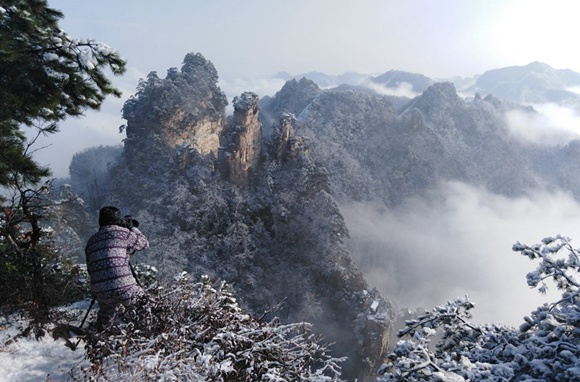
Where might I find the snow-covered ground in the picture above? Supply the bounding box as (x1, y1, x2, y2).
(0, 301, 94, 382)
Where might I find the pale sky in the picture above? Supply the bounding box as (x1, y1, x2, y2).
(36, 0, 580, 178)
(50, 0, 580, 80)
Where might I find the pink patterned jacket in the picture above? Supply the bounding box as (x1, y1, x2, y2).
(85, 225, 149, 299)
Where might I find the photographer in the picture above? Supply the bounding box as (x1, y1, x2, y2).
(85, 206, 149, 330)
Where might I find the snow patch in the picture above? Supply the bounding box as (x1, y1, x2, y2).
(0, 314, 88, 382)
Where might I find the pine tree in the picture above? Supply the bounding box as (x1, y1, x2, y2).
(0, 0, 126, 185)
(0, 0, 125, 320)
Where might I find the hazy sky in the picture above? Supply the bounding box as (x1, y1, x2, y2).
(33, 0, 580, 177)
(51, 0, 580, 80)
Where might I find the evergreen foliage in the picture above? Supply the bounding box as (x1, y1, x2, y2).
(377, 235, 579, 382)
(0, 0, 126, 185)
(0, 0, 124, 323)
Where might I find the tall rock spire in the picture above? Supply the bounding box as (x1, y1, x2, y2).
(218, 92, 262, 186)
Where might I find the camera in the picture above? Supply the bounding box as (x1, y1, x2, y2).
(118, 215, 139, 229)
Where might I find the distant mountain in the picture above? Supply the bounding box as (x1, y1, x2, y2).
(273, 71, 293, 81)
(369, 70, 434, 93)
(293, 71, 369, 88)
(280, 62, 580, 106)
(466, 61, 580, 104)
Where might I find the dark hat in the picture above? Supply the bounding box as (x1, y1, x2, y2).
(99, 206, 122, 226)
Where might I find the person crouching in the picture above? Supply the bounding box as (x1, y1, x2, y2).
(85, 206, 149, 331)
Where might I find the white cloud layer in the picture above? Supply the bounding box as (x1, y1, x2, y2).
(342, 181, 577, 326)
(505, 104, 580, 145)
(364, 81, 419, 98)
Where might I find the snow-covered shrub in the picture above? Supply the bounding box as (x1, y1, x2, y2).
(131, 263, 159, 289)
(377, 235, 579, 382)
(75, 274, 343, 381)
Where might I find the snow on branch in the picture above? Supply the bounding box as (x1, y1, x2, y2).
(377, 235, 579, 381)
(74, 274, 344, 381)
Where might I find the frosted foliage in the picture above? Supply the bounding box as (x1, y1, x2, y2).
(74, 274, 343, 381)
(0, 0, 125, 127)
(377, 235, 579, 381)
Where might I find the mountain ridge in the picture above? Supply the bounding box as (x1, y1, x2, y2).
(284, 61, 580, 106)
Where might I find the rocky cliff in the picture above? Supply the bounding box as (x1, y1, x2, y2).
(104, 53, 394, 382)
(269, 112, 295, 163)
(260, 79, 551, 205)
(121, 53, 227, 169)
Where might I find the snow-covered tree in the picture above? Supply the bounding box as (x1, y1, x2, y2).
(75, 274, 344, 381)
(0, 0, 126, 185)
(377, 235, 579, 382)
(0, 0, 124, 321)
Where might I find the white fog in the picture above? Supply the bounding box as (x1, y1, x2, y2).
(343, 181, 576, 326)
